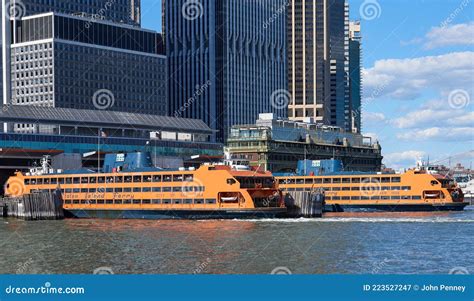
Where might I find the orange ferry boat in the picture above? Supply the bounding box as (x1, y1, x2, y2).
(4, 153, 286, 219)
(276, 160, 467, 212)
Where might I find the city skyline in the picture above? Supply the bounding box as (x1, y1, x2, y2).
(141, 0, 474, 170)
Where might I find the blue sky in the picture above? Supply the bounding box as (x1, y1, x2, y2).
(140, 0, 473, 170)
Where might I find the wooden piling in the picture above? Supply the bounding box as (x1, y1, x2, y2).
(284, 190, 324, 218)
(0, 191, 64, 220)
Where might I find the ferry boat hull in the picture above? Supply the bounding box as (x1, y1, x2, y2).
(324, 202, 469, 213)
(66, 208, 287, 220)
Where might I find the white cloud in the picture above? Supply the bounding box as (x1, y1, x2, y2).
(363, 52, 474, 100)
(384, 150, 426, 169)
(364, 132, 379, 142)
(424, 22, 474, 49)
(363, 112, 386, 123)
(396, 127, 474, 141)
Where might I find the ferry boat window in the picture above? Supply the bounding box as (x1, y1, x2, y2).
(173, 175, 183, 182)
(58, 178, 65, 184)
(98, 177, 105, 183)
(143, 176, 152, 183)
(184, 175, 193, 181)
(323, 178, 332, 184)
(341, 196, 350, 200)
(37, 178, 43, 185)
(73, 177, 80, 184)
(173, 199, 182, 204)
(402, 196, 410, 200)
(184, 199, 193, 204)
(65, 189, 72, 193)
(115, 188, 123, 193)
(325, 197, 332, 201)
(173, 187, 182, 192)
(25, 179, 31, 185)
(412, 196, 422, 200)
(392, 186, 401, 191)
(382, 186, 390, 191)
(43, 178, 50, 184)
(287, 188, 295, 192)
(333, 178, 341, 184)
(98, 187, 106, 193)
(133, 200, 141, 204)
(342, 178, 351, 184)
(381, 196, 390, 200)
(153, 175, 162, 182)
(402, 186, 411, 191)
(106, 188, 113, 193)
(114, 200, 122, 204)
(183, 186, 193, 193)
(352, 178, 361, 183)
(133, 187, 141, 192)
(89, 188, 97, 193)
(89, 177, 96, 183)
(351, 196, 361, 200)
(124, 176, 132, 183)
(296, 178, 305, 184)
(73, 200, 80, 204)
(51, 178, 57, 184)
(333, 187, 341, 191)
(381, 177, 391, 183)
(115, 176, 123, 183)
(314, 179, 322, 184)
(133, 176, 142, 183)
(391, 196, 401, 200)
(163, 199, 171, 204)
(143, 187, 151, 192)
(351, 187, 360, 191)
(205, 199, 217, 204)
(305, 179, 313, 184)
(163, 187, 172, 192)
(371, 178, 380, 183)
(370, 196, 378, 200)
(392, 177, 401, 183)
(123, 199, 132, 204)
(152, 199, 161, 204)
(142, 199, 151, 204)
(61, 189, 65, 194)
(361, 196, 370, 200)
(361, 177, 370, 183)
(81, 188, 87, 193)
(286, 178, 296, 184)
(81, 177, 89, 184)
(124, 188, 132, 192)
(342, 187, 350, 191)
(106, 177, 114, 183)
(89, 200, 97, 204)
(194, 199, 204, 204)
(163, 175, 172, 182)
(106, 200, 113, 204)
(332, 196, 341, 201)
(296, 188, 304, 191)
(64, 200, 71, 204)
(196, 186, 205, 192)
(152, 187, 161, 192)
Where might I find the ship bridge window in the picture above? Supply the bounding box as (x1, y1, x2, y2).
(89, 177, 96, 183)
(173, 175, 183, 182)
(81, 177, 89, 184)
(73, 178, 80, 184)
(124, 176, 132, 183)
(44, 178, 50, 184)
(163, 175, 172, 182)
(98, 177, 105, 183)
(153, 175, 162, 182)
(381, 177, 391, 183)
(115, 176, 123, 183)
(144, 176, 152, 183)
(66, 178, 72, 184)
(392, 177, 401, 183)
(351, 178, 361, 183)
(323, 178, 332, 184)
(133, 176, 142, 183)
(333, 178, 341, 184)
(342, 178, 351, 184)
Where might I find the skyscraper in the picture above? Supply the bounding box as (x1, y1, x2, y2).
(287, 0, 349, 130)
(349, 20, 362, 133)
(164, 0, 288, 142)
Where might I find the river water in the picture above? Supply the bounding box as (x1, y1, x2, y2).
(1, 207, 473, 275)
